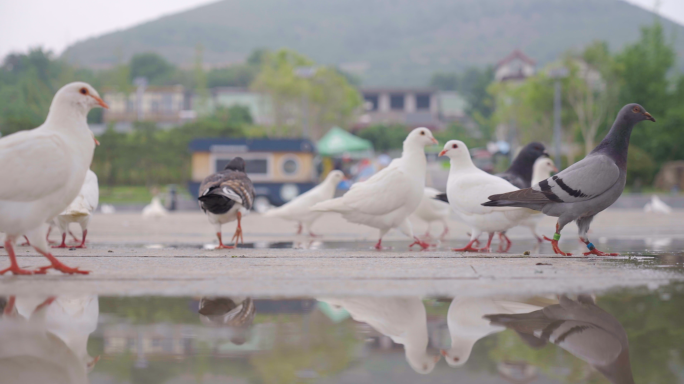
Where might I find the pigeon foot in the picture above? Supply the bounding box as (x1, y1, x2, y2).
(409, 237, 431, 251)
(543, 236, 573, 256)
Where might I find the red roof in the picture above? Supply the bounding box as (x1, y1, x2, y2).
(496, 49, 536, 68)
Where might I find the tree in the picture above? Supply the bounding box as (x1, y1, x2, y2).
(251, 49, 362, 139)
(355, 124, 408, 151)
(129, 53, 174, 85)
(563, 41, 619, 155)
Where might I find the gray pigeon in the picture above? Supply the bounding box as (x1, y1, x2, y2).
(485, 295, 634, 384)
(483, 104, 655, 256)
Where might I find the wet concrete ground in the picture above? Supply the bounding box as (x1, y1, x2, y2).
(1, 210, 682, 297)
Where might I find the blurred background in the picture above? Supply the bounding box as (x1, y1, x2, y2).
(1, 0, 683, 210)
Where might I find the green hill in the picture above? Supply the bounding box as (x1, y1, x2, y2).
(62, 0, 684, 86)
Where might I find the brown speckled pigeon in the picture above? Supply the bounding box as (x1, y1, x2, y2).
(483, 104, 655, 256)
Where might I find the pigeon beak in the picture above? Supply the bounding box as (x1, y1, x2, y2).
(643, 112, 655, 122)
(91, 95, 109, 109)
(552, 165, 559, 173)
(433, 355, 441, 363)
(438, 150, 447, 157)
(431, 137, 439, 145)
(440, 350, 448, 357)
(94, 137, 100, 146)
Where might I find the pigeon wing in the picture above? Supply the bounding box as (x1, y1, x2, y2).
(532, 155, 620, 203)
(488, 155, 619, 204)
(0, 132, 70, 201)
(342, 165, 413, 215)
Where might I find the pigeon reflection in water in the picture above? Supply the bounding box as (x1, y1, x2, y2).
(485, 295, 634, 384)
(0, 295, 99, 384)
(319, 297, 441, 374)
(198, 297, 256, 345)
(441, 296, 557, 366)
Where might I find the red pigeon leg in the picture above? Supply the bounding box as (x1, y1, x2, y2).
(216, 232, 235, 249)
(71, 230, 88, 249)
(542, 223, 572, 256)
(497, 232, 512, 253)
(478, 232, 495, 253)
(230, 211, 244, 247)
(69, 230, 80, 243)
(409, 236, 431, 251)
(0, 239, 33, 275)
(373, 238, 392, 251)
(580, 237, 619, 256)
(45, 226, 58, 245)
(20, 236, 31, 246)
(439, 225, 449, 241)
(52, 233, 69, 248)
(32, 247, 89, 275)
(3, 296, 16, 315)
(296, 223, 303, 235)
(452, 239, 480, 252)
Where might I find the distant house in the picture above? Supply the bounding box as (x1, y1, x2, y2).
(356, 88, 442, 130)
(102, 85, 192, 125)
(494, 50, 536, 82)
(193, 87, 274, 125)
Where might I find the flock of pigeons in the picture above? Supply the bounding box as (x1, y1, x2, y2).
(0, 81, 656, 275)
(203, 104, 655, 257)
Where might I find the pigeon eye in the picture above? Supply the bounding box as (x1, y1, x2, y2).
(420, 131, 425, 135)
(80, 88, 88, 95)
(632, 106, 639, 113)
(452, 144, 458, 149)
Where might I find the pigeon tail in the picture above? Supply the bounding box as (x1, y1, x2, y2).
(433, 193, 449, 204)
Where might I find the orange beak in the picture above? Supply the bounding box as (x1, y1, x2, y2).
(440, 350, 448, 357)
(91, 95, 109, 109)
(438, 150, 447, 157)
(552, 165, 559, 173)
(94, 137, 100, 146)
(643, 111, 655, 122)
(431, 137, 438, 145)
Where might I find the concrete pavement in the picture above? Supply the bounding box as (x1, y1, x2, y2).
(1, 209, 682, 297)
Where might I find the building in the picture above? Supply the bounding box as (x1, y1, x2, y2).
(494, 49, 536, 83)
(193, 87, 274, 126)
(188, 138, 317, 208)
(102, 85, 193, 125)
(356, 87, 442, 130)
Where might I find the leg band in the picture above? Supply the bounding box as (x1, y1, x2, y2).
(586, 242, 595, 251)
(553, 233, 561, 241)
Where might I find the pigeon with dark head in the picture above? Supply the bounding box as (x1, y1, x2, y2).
(485, 295, 634, 384)
(484, 104, 655, 256)
(198, 157, 255, 249)
(497, 142, 549, 189)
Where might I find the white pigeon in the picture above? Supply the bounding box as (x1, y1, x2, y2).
(517, 157, 558, 242)
(643, 195, 672, 214)
(441, 296, 554, 367)
(14, 295, 99, 372)
(0, 297, 91, 384)
(0, 82, 106, 275)
(412, 187, 451, 240)
(319, 297, 441, 374)
(142, 196, 168, 219)
(53, 170, 99, 248)
(312, 128, 438, 250)
(262, 170, 345, 236)
(100, 204, 116, 214)
(440, 140, 538, 252)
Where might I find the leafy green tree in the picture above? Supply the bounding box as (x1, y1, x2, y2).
(129, 53, 174, 85)
(355, 124, 408, 151)
(251, 49, 362, 139)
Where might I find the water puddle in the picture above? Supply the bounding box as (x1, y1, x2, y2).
(2, 283, 683, 383)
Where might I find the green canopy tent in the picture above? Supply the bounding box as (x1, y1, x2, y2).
(317, 127, 374, 158)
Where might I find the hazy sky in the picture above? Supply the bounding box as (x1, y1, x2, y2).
(0, 0, 682, 59)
